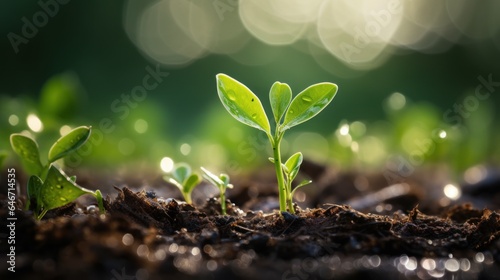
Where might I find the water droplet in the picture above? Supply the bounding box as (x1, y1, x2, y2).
(86, 205, 98, 214)
(59, 197, 67, 202)
(227, 90, 236, 101)
(55, 185, 63, 189)
(251, 113, 257, 119)
(301, 96, 312, 102)
(289, 109, 295, 114)
(57, 178, 63, 182)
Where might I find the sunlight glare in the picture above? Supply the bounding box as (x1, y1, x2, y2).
(443, 184, 461, 200)
(160, 157, 174, 173)
(27, 114, 43, 132)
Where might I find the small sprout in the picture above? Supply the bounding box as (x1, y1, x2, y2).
(270, 152, 312, 211)
(33, 166, 104, 220)
(164, 163, 201, 204)
(201, 167, 234, 215)
(10, 126, 104, 220)
(217, 74, 337, 213)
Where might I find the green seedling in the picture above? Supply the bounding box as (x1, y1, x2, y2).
(269, 152, 312, 209)
(10, 126, 105, 220)
(164, 163, 201, 204)
(27, 165, 104, 220)
(201, 167, 234, 215)
(216, 74, 338, 213)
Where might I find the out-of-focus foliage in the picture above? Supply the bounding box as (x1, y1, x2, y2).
(1, 2, 499, 177)
(328, 92, 498, 174)
(0, 151, 7, 169)
(2, 73, 499, 178)
(39, 72, 82, 127)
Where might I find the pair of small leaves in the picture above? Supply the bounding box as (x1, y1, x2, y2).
(10, 126, 95, 219)
(216, 74, 338, 135)
(201, 167, 233, 215)
(28, 165, 103, 220)
(270, 152, 303, 181)
(10, 126, 92, 177)
(201, 167, 233, 191)
(165, 163, 201, 202)
(284, 152, 303, 182)
(270, 152, 312, 195)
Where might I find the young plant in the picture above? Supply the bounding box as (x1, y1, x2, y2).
(201, 167, 233, 215)
(216, 74, 338, 213)
(269, 152, 312, 211)
(164, 163, 201, 204)
(10, 126, 105, 220)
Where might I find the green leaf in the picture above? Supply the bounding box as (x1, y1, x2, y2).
(216, 74, 271, 135)
(291, 179, 313, 198)
(201, 167, 224, 187)
(172, 163, 191, 184)
(285, 152, 303, 181)
(201, 167, 233, 190)
(10, 134, 43, 176)
(269, 82, 292, 124)
(39, 165, 94, 212)
(27, 175, 43, 211)
(94, 189, 105, 214)
(48, 126, 92, 163)
(166, 177, 183, 190)
(219, 174, 232, 188)
(183, 173, 201, 194)
(282, 83, 338, 130)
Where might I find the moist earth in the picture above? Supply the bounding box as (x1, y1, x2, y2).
(1, 164, 500, 280)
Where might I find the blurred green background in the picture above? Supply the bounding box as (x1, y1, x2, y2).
(1, 1, 499, 177)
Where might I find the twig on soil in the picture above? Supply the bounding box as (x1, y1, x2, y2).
(232, 224, 262, 234)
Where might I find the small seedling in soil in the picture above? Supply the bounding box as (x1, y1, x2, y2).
(163, 162, 201, 204)
(10, 126, 105, 220)
(216, 73, 337, 213)
(201, 167, 234, 215)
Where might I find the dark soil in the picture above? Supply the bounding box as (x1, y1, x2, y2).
(1, 164, 500, 280)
